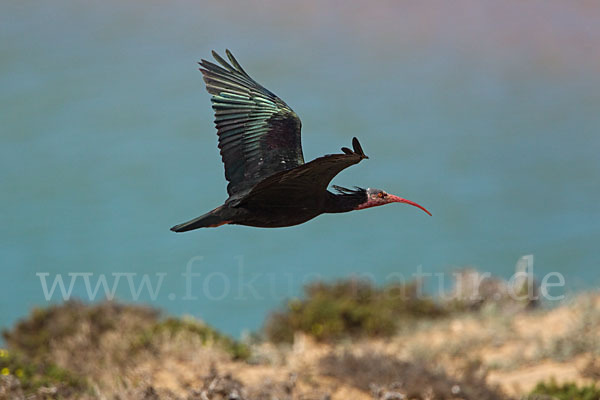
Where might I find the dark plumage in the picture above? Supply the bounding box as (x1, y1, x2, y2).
(171, 50, 430, 231)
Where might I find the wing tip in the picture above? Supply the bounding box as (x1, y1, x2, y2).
(200, 49, 251, 80)
(351, 137, 368, 159)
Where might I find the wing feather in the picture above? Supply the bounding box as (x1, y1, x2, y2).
(199, 50, 304, 198)
(237, 137, 368, 207)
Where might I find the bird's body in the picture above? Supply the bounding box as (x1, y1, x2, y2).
(171, 50, 430, 232)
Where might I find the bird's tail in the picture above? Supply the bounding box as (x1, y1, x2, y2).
(170, 207, 230, 232)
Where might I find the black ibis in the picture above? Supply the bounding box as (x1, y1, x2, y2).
(171, 50, 431, 231)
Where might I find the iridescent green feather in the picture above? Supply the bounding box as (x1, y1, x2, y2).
(198, 50, 304, 198)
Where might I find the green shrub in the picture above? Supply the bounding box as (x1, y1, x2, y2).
(132, 317, 250, 360)
(3, 301, 249, 365)
(264, 279, 447, 342)
(0, 348, 88, 395)
(2, 300, 158, 363)
(530, 379, 600, 400)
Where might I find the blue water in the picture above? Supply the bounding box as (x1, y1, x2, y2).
(1, 0, 599, 338)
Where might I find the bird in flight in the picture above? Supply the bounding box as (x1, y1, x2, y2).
(171, 50, 431, 232)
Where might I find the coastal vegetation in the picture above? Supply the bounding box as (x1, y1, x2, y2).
(1, 271, 598, 399)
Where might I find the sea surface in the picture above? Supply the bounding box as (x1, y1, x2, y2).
(1, 0, 599, 338)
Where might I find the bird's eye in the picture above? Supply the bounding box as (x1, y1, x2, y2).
(377, 192, 385, 198)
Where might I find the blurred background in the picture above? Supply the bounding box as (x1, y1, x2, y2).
(1, 0, 599, 339)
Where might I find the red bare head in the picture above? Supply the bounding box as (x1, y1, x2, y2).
(356, 188, 432, 216)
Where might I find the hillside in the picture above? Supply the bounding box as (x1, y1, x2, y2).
(1, 276, 599, 400)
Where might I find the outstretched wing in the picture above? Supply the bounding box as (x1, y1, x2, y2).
(199, 50, 304, 199)
(236, 137, 368, 207)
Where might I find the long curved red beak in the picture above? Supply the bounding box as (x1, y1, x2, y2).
(388, 194, 432, 216)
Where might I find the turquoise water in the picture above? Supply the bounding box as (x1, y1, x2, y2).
(1, 0, 599, 338)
